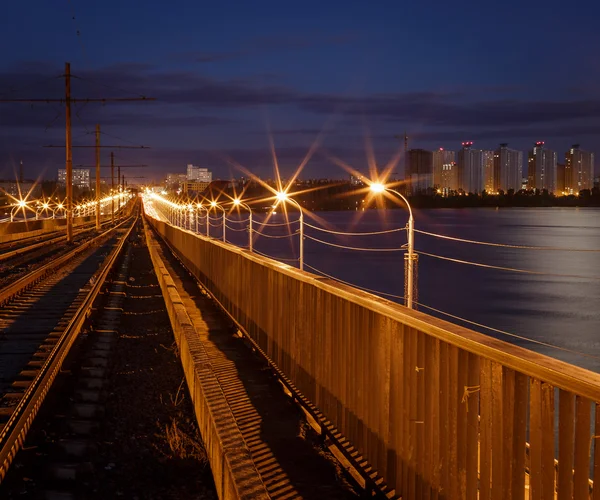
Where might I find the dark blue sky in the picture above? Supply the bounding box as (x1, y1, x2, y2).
(1, 0, 599, 182)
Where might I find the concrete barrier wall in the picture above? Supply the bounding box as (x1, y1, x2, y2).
(0, 200, 136, 243)
(0, 216, 99, 243)
(147, 215, 600, 499)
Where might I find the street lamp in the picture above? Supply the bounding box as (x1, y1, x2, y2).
(209, 201, 226, 242)
(10, 199, 29, 222)
(370, 182, 416, 309)
(275, 191, 304, 270)
(195, 202, 207, 235)
(233, 198, 253, 252)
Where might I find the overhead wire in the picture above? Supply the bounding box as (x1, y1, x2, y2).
(0, 75, 62, 99)
(70, 74, 150, 99)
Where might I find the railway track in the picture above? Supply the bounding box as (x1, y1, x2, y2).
(0, 206, 138, 483)
(0, 213, 217, 498)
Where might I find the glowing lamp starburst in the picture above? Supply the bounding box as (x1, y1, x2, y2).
(370, 183, 386, 194)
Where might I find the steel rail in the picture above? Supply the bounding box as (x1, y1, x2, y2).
(0, 212, 138, 482)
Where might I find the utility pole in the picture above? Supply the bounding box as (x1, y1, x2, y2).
(66, 63, 73, 242)
(1, 62, 154, 243)
(111, 152, 115, 224)
(95, 124, 101, 231)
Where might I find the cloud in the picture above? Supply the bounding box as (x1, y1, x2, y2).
(6, 63, 598, 130)
(173, 31, 359, 64)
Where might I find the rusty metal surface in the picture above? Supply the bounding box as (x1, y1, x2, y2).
(147, 215, 600, 499)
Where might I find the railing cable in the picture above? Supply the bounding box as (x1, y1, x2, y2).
(253, 248, 299, 263)
(304, 221, 407, 236)
(417, 250, 600, 280)
(305, 234, 405, 252)
(252, 229, 296, 239)
(415, 229, 600, 252)
(253, 219, 299, 227)
(303, 262, 600, 362)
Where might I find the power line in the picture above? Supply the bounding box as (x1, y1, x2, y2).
(71, 74, 150, 100)
(0, 62, 155, 242)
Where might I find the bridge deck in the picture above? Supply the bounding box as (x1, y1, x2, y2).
(146, 222, 358, 499)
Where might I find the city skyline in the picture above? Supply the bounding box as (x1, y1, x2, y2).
(1, 1, 600, 182)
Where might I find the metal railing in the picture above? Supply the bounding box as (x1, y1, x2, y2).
(147, 213, 600, 500)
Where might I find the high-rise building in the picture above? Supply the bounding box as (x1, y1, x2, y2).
(187, 164, 213, 183)
(440, 162, 458, 194)
(528, 142, 557, 192)
(165, 173, 187, 191)
(456, 142, 484, 194)
(492, 144, 522, 193)
(483, 150, 494, 192)
(57, 168, 90, 190)
(565, 144, 594, 193)
(405, 149, 433, 194)
(556, 163, 566, 194)
(432, 148, 455, 188)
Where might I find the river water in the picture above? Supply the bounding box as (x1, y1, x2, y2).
(216, 207, 600, 373)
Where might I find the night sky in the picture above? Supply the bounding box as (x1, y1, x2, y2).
(1, 0, 599, 183)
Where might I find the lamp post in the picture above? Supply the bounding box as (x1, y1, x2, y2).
(232, 198, 253, 252)
(209, 201, 226, 242)
(10, 199, 29, 222)
(275, 191, 304, 270)
(370, 183, 416, 309)
(195, 203, 205, 234)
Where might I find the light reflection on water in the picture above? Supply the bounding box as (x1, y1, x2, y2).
(222, 207, 600, 373)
